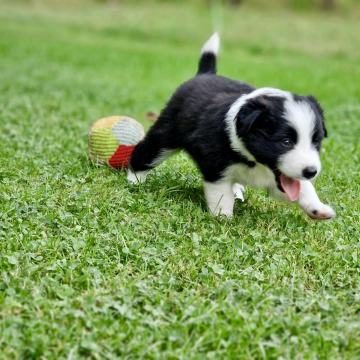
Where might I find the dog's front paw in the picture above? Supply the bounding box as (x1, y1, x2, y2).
(232, 183, 245, 202)
(210, 208, 234, 217)
(306, 203, 336, 220)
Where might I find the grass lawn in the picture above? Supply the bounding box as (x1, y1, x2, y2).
(0, 1, 360, 358)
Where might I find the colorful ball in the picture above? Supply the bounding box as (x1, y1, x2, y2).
(88, 115, 145, 169)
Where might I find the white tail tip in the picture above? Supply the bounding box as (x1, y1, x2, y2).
(201, 32, 220, 56)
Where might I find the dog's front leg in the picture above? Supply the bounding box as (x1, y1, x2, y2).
(298, 180, 335, 220)
(204, 180, 235, 217)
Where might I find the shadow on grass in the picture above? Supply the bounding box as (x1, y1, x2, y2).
(83, 156, 309, 228)
(143, 173, 308, 227)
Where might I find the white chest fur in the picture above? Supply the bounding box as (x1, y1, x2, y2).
(224, 162, 276, 189)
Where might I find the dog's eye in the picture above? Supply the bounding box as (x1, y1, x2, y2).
(281, 138, 294, 147)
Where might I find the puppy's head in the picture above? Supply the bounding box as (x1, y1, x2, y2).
(235, 92, 327, 200)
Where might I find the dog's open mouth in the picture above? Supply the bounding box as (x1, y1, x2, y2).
(278, 173, 301, 201)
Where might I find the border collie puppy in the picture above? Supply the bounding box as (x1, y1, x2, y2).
(128, 33, 335, 220)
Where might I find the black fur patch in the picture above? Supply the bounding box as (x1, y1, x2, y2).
(237, 96, 300, 172)
(131, 75, 255, 182)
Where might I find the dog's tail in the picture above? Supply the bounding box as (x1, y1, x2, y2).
(197, 32, 220, 75)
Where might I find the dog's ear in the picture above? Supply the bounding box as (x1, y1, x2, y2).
(235, 96, 270, 137)
(307, 95, 327, 137)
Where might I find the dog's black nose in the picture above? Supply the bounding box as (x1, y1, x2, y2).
(303, 167, 317, 179)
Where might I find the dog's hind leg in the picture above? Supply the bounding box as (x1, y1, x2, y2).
(128, 147, 176, 184)
(127, 118, 177, 184)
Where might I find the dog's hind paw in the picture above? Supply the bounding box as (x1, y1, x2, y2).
(127, 169, 148, 184)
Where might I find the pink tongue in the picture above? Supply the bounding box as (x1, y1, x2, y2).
(280, 174, 300, 201)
